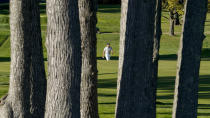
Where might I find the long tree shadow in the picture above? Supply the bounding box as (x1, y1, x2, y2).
(157, 75, 210, 116)
(157, 76, 176, 91)
(98, 9, 120, 13)
(39, 3, 46, 14)
(0, 3, 46, 15)
(159, 54, 177, 60)
(198, 104, 210, 110)
(0, 57, 10, 62)
(98, 72, 117, 75)
(198, 113, 210, 116)
(97, 56, 119, 60)
(0, 57, 48, 62)
(159, 48, 210, 61)
(99, 102, 116, 105)
(97, 49, 210, 61)
(98, 78, 117, 89)
(157, 75, 210, 97)
(201, 48, 210, 60)
(101, 112, 115, 115)
(98, 5, 120, 13)
(0, 3, 9, 15)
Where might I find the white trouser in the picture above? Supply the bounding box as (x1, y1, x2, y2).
(105, 54, 110, 61)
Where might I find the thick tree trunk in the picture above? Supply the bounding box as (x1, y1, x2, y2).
(115, 0, 156, 118)
(0, 0, 46, 118)
(29, 1, 46, 118)
(79, 0, 99, 118)
(44, 0, 81, 117)
(172, 0, 208, 118)
(169, 11, 175, 36)
(153, 0, 162, 108)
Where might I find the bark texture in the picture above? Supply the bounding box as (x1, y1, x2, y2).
(79, 0, 99, 118)
(172, 0, 208, 118)
(29, 1, 47, 118)
(45, 0, 81, 117)
(0, 0, 46, 118)
(115, 0, 156, 118)
(153, 0, 162, 110)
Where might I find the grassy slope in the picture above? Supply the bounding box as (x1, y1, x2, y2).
(0, 3, 210, 118)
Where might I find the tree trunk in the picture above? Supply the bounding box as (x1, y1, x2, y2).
(44, 0, 81, 117)
(79, 0, 99, 118)
(115, 0, 156, 118)
(169, 11, 175, 36)
(174, 12, 181, 25)
(153, 0, 162, 108)
(29, 1, 47, 117)
(172, 0, 208, 118)
(0, 0, 46, 118)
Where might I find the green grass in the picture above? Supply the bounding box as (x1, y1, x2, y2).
(0, 3, 210, 118)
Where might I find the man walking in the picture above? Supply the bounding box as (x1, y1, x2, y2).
(103, 43, 113, 61)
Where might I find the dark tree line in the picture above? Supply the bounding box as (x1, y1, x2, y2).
(0, 0, 208, 118)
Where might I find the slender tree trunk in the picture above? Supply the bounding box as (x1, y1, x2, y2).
(115, 0, 156, 118)
(174, 12, 181, 25)
(0, 0, 46, 118)
(44, 0, 81, 117)
(153, 0, 162, 107)
(169, 11, 175, 36)
(79, 0, 99, 118)
(172, 0, 208, 118)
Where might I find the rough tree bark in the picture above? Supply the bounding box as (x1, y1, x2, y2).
(29, 1, 47, 117)
(115, 0, 156, 118)
(172, 0, 208, 118)
(153, 0, 162, 108)
(44, 0, 81, 117)
(0, 0, 46, 118)
(169, 11, 175, 36)
(79, 0, 99, 118)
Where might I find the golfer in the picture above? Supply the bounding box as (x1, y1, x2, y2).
(103, 43, 113, 61)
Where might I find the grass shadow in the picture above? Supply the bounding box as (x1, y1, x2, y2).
(101, 112, 115, 115)
(98, 72, 117, 75)
(39, 3, 46, 14)
(97, 56, 119, 60)
(0, 3, 46, 15)
(159, 48, 210, 60)
(159, 54, 177, 60)
(98, 78, 117, 89)
(201, 48, 210, 60)
(98, 9, 120, 13)
(99, 32, 113, 34)
(0, 57, 10, 62)
(198, 113, 210, 116)
(98, 93, 116, 97)
(157, 76, 175, 91)
(98, 4, 120, 13)
(0, 3, 9, 15)
(157, 75, 210, 99)
(99, 102, 116, 105)
(0, 57, 47, 62)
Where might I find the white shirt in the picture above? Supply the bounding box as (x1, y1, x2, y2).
(104, 46, 112, 55)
